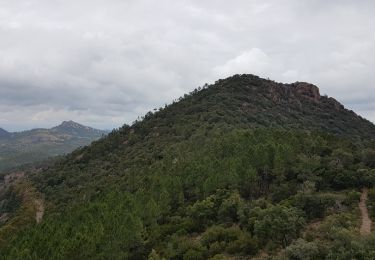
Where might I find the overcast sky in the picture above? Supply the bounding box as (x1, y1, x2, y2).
(0, 0, 374, 131)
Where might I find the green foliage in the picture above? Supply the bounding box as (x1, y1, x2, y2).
(0, 188, 21, 215)
(201, 225, 257, 256)
(217, 191, 243, 223)
(187, 196, 217, 230)
(2, 128, 374, 258)
(285, 239, 320, 260)
(253, 204, 305, 248)
(362, 149, 375, 168)
(163, 235, 207, 260)
(368, 188, 375, 219)
(288, 193, 337, 220)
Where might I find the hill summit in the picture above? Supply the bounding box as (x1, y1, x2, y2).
(52, 120, 105, 136)
(55, 120, 88, 129)
(132, 74, 374, 141)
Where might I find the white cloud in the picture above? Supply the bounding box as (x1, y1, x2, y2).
(281, 69, 300, 81)
(213, 48, 271, 79)
(0, 0, 374, 130)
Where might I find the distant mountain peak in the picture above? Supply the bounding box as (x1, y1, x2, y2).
(61, 120, 76, 125)
(57, 120, 91, 130)
(0, 127, 10, 139)
(52, 121, 108, 136)
(0, 127, 9, 133)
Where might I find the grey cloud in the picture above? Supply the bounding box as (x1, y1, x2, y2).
(0, 0, 374, 131)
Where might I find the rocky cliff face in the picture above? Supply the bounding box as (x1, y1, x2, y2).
(292, 82, 321, 102)
(265, 78, 347, 112)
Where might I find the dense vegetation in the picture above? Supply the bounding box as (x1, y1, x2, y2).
(0, 121, 108, 172)
(0, 74, 374, 259)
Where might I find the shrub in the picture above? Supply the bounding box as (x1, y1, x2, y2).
(201, 225, 257, 256)
(285, 239, 320, 260)
(253, 205, 305, 247)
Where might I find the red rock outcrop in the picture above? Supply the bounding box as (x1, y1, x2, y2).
(292, 82, 321, 102)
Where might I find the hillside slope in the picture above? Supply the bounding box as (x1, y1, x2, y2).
(0, 121, 108, 171)
(1, 74, 375, 259)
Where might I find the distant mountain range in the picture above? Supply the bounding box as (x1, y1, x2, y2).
(0, 121, 109, 171)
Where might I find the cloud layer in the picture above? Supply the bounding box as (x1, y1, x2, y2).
(0, 0, 374, 130)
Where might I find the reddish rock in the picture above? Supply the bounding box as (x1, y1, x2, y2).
(293, 82, 321, 102)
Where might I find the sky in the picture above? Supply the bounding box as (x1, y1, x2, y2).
(0, 0, 374, 131)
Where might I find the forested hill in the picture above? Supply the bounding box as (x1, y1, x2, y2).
(1, 74, 375, 259)
(144, 74, 374, 140)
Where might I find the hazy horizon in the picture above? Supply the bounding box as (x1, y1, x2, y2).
(0, 119, 111, 132)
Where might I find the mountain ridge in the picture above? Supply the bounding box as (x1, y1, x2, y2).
(0, 120, 106, 136)
(0, 121, 109, 171)
(51, 120, 107, 136)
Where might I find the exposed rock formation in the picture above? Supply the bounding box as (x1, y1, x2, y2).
(292, 82, 321, 102)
